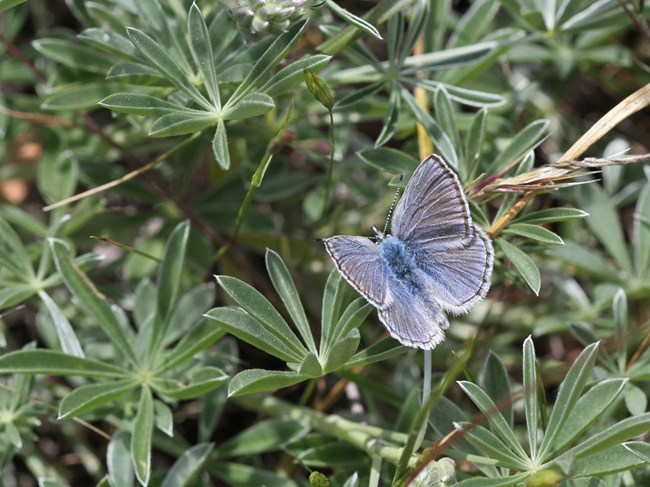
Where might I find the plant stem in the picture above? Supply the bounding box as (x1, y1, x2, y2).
(236, 394, 410, 464)
(214, 100, 295, 262)
(393, 334, 476, 484)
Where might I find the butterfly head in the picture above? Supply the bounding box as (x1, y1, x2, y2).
(372, 225, 387, 241)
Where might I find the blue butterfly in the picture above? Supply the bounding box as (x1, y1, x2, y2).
(324, 154, 494, 349)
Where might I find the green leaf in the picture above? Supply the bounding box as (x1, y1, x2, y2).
(215, 418, 308, 458)
(33, 38, 113, 74)
(154, 400, 174, 437)
(49, 238, 138, 366)
(572, 443, 649, 477)
(517, 208, 589, 225)
(503, 223, 564, 245)
(212, 120, 230, 170)
(458, 381, 529, 461)
(222, 93, 274, 120)
(633, 182, 650, 277)
(498, 239, 541, 295)
(454, 473, 530, 487)
(262, 55, 331, 97)
(161, 443, 214, 487)
(148, 111, 217, 137)
(325, 0, 381, 39)
(0, 218, 33, 278)
(483, 350, 513, 428)
(108, 430, 134, 487)
(265, 249, 317, 354)
(299, 352, 323, 377)
(42, 82, 133, 111)
(188, 3, 220, 108)
(298, 441, 368, 467)
(213, 462, 299, 487)
(303, 68, 334, 111)
(38, 291, 84, 358)
(448, 0, 500, 48)
(465, 107, 487, 177)
(215, 275, 306, 358)
(320, 270, 346, 355)
(156, 221, 190, 324)
(126, 27, 212, 110)
(78, 28, 140, 61)
(329, 298, 373, 348)
(549, 241, 621, 282)
(0, 350, 128, 377)
(522, 337, 538, 459)
(554, 378, 628, 452)
(99, 93, 184, 116)
(205, 307, 303, 363)
(401, 88, 458, 168)
(345, 337, 406, 368)
(323, 328, 361, 372)
(357, 148, 420, 175)
(0, 0, 27, 13)
(36, 150, 78, 203)
(228, 369, 305, 397)
(433, 86, 461, 163)
(58, 378, 139, 419)
(131, 387, 154, 486)
(152, 367, 228, 400)
(458, 423, 530, 469)
(538, 342, 600, 460)
(490, 120, 549, 172)
(156, 321, 226, 374)
(623, 383, 647, 416)
(375, 83, 401, 147)
(0, 285, 36, 309)
(227, 21, 308, 108)
(579, 183, 633, 274)
(569, 412, 650, 458)
(106, 62, 169, 85)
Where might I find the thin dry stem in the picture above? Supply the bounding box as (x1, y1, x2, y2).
(486, 82, 650, 238)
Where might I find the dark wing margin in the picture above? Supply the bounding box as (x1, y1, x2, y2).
(414, 225, 494, 315)
(323, 236, 387, 307)
(378, 288, 448, 350)
(391, 154, 473, 246)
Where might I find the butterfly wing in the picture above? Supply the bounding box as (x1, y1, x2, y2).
(391, 154, 473, 246)
(378, 285, 448, 350)
(413, 225, 494, 314)
(323, 236, 388, 307)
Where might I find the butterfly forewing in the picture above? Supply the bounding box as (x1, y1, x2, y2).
(391, 155, 473, 246)
(323, 236, 388, 307)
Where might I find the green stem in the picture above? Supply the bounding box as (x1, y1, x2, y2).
(214, 101, 295, 262)
(322, 108, 335, 214)
(236, 395, 411, 464)
(393, 334, 477, 483)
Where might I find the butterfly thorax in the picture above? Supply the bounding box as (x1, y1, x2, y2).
(378, 236, 422, 293)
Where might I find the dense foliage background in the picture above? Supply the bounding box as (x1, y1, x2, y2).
(0, 0, 649, 486)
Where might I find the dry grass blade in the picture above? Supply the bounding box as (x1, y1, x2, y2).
(486, 82, 650, 238)
(473, 153, 650, 203)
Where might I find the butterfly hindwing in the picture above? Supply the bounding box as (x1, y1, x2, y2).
(323, 236, 387, 307)
(391, 154, 473, 247)
(412, 225, 494, 314)
(378, 284, 448, 350)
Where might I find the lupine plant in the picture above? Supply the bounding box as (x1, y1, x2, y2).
(0, 0, 649, 486)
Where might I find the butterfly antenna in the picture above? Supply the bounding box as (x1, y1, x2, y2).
(382, 173, 404, 235)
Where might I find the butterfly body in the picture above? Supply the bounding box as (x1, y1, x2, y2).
(324, 155, 494, 350)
